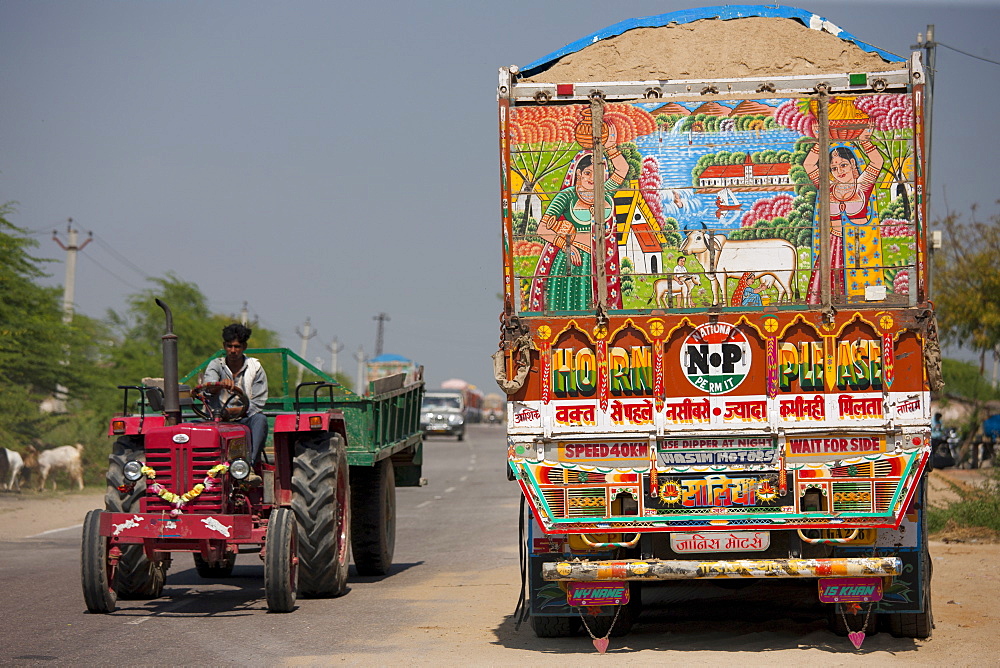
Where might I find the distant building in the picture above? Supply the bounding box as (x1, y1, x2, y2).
(697, 154, 791, 190)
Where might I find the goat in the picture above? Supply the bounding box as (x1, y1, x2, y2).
(23, 443, 85, 491)
(0, 448, 25, 491)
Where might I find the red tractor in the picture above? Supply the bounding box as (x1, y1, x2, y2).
(82, 300, 352, 613)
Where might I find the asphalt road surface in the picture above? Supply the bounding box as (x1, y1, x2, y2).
(2, 425, 997, 666)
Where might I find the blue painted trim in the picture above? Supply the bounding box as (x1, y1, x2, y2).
(520, 4, 904, 78)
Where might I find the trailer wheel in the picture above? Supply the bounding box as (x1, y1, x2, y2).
(81, 509, 117, 613)
(193, 553, 236, 578)
(105, 436, 165, 599)
(264, 507, 297, 613)
(350, 457, 396, 576)
(291, 434, 350, 597)
(530, 614, 579, 637)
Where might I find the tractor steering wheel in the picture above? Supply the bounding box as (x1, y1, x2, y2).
(190, 382, 250, 422)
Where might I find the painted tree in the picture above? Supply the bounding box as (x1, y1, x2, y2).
(509, 104, 656, 236)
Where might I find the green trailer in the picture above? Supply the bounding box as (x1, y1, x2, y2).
(181, 347, 425, 576)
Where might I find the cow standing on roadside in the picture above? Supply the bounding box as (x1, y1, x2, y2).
(23, 443, 85, 491)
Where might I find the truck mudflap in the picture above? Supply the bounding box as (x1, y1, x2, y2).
(99, 511, 253, 540)
(542, 556, 900, 581)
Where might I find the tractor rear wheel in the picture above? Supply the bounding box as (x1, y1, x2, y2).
(104, 436, 165, 599)
(193, 553, 236, 578)
(350, 457, 396, 576)
(291, 434, 350, 597)
(264, 507, 297, 613)
(81, 509, 117, 613)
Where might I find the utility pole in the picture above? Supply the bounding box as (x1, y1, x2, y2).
(913, 25, 937, 214)
(295, 318, 317, 385)
(51, 218, 92, 323)
(326, 337, 345, 377)
(912, 26, 937, 298)
(354, 345, 367, 394)
(373, 312, 390, 357)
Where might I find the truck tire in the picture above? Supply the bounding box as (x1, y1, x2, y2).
(530, 614, 579, 637)
(264, 507, 297, 613)
(104, 436, 166, 600)
(291, 434, 350, 597)
(81, 509, 117, 613)
(889, 478, 933, 638)
(193, 553, 236, 578)
(350, 457, 396, 576)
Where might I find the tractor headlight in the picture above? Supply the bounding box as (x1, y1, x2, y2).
(123, 460, 144, 482)
(229, 459, 251, 480)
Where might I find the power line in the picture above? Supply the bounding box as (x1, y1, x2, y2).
(90, 235, 152, 280)
(78, 250, 141, 291)
(937, 41, 1000, 67)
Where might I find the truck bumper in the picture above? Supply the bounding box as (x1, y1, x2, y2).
(542, 556, 900, 581)
(100, 511, 253, 541)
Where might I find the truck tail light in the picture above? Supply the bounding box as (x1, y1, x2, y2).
(112, 419, 126, 435)
(309, 415, 323, 430)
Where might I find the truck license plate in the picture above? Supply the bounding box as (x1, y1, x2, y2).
(818, 577, 883, 603)
(567, 581, 629, 607)
(670, 530, 770, 553)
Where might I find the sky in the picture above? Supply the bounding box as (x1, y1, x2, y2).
(2, 0, 999, 394)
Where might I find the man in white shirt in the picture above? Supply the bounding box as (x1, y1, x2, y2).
(203, 323, 268, 480)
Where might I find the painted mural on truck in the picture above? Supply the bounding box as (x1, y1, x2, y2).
(507, 95, 918, 312)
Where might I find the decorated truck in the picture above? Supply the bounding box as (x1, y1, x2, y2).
(495, 5, 938, 648)
(82, 301, 423, 613)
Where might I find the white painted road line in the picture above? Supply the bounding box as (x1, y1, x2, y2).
(27, 523, 83, 538)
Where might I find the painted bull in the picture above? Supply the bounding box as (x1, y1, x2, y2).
(678, 225, 799, 306)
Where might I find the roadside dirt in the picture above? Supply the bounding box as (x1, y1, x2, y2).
(0, 489, 102, 542)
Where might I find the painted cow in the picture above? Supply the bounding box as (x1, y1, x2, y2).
(678, 228, 799, 306)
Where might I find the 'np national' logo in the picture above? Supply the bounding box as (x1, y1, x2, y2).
(681, 323, 751, 394)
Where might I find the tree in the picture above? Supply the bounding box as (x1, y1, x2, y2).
(620, 257, 635, 297)
(104, 274, 280, 390)
(933, 208, 1000, 373)
(0, 205, 110, 447)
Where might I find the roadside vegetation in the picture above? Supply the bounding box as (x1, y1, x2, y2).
(929, 207, 1000, 538)
(928, 470, 1000, 537)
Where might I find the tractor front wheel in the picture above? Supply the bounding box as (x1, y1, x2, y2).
(264, 508, 298, 613)
(81, 510, 117, 613)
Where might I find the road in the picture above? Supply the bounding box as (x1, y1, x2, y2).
(1, 425, 998, 666)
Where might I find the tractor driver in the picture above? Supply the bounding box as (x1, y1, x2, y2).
(203, 323, 268, 482)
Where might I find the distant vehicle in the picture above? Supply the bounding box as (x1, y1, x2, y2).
(421, 391, 466, 440)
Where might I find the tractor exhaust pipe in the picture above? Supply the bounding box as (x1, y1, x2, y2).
(156, 299, 182, 426)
